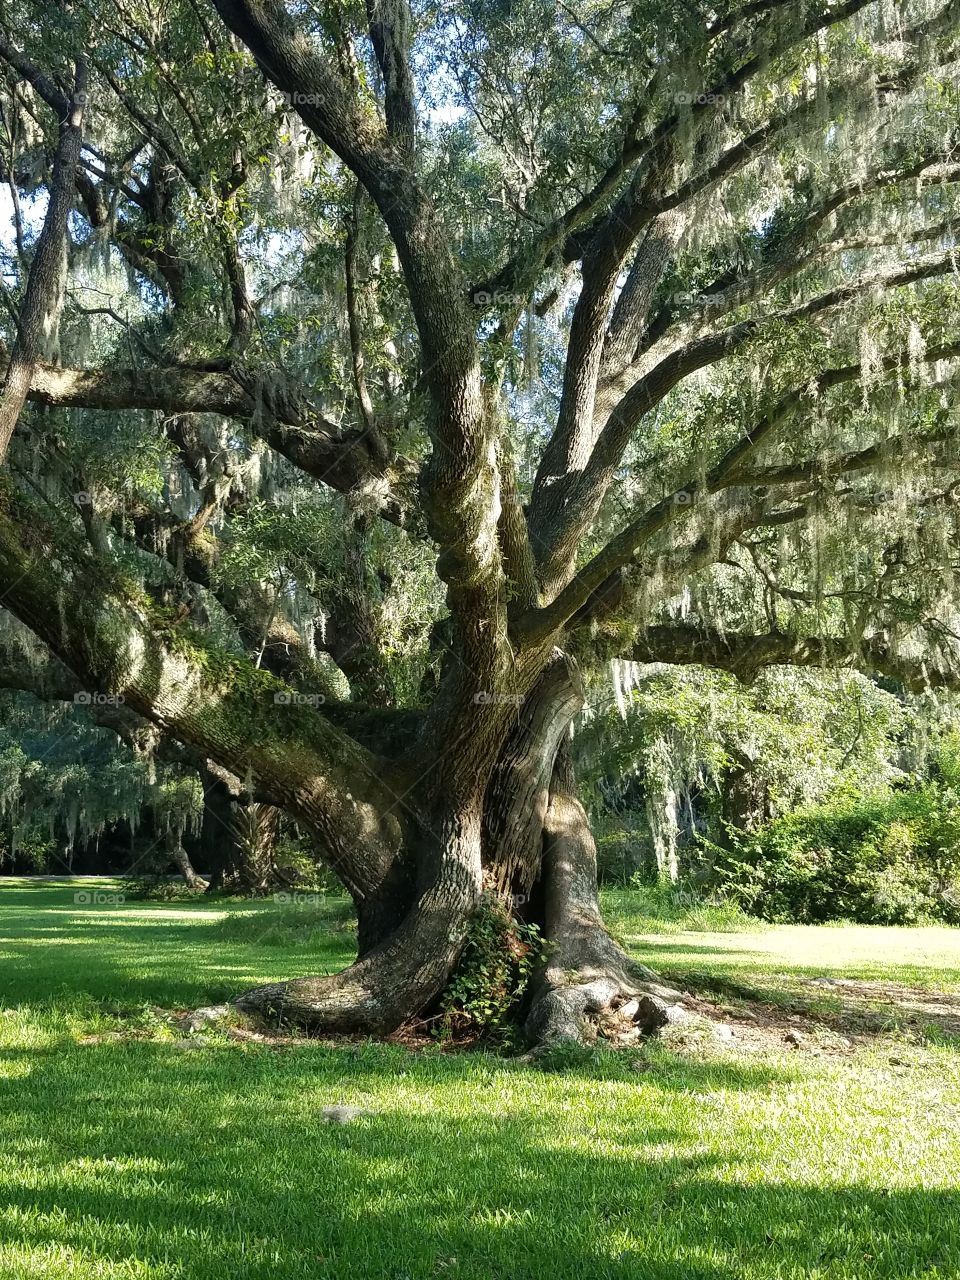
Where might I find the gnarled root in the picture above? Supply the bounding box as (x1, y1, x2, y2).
(235, 838, 482, 1035)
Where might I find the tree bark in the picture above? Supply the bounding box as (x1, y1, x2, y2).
(524, 741, 682, 1047)
(230, 680, 679, 1047)
(169, 840, 206, 890)
(235, 804, 484, 1033)
(483, 650, 585, 898)
(0, 66, 85, 461)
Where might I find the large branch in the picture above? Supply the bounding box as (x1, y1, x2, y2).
(518, 338, 960, 643)
(0, 631, 199, 763)
(212, 0, 512, 722)
(365, 0, 416, 148)
(0, 31, 72, 115)
(592, 251, 960, 503)
(9, 354, 416, 525)
(0, 57, 85, 460)
(0, 495, 406, 900)
(474, 0, 877, 304)
(530, 249, 960, 587)
(614, 155, 960, 408)
(620, 624, 960, 694)
(527, 4, 959, 578)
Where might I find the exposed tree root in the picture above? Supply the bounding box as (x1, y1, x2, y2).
(234, 820, 483, 1035)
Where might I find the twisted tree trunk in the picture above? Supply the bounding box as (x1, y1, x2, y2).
(525, 742, 683, 1046)
(235, 805, 485, 1033)
(169, 840, 206, 891)
(232, 656, 679, 1047)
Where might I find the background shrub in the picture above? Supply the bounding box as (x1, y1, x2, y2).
(702, 785, 960, 924)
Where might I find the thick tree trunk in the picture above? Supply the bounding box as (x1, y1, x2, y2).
(235, 806, 484, 1033)
(169, 840, 206, 891)
(483, 649, 585, 899)
(230, 662, 678, 1047)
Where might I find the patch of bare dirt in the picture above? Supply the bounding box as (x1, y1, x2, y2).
(797, 976, 960, 1039)
(74, 977, 960, 1060)
(646, 975, 960, 1057)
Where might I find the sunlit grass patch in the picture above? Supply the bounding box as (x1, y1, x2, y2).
(1, 880, 959, 1278)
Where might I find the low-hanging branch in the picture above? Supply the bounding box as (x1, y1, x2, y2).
(0, 495, 408, 900)
(618, 623, 960, 694)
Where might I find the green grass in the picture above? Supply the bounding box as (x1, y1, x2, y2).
(0, 880, 355, 1010)
(1, 879, 960, 1279)
(603, 887, 960, 1003)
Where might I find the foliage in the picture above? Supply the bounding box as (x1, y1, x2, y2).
(229, 802, 279, 895)
(0, 691, 200, 874)
(437, 896, 545, 1049)
(704, 783, 960, 925)
(606, 880, 758, 936)
(579, 663, 910, 882)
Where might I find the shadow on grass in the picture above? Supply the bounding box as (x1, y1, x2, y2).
(658, 968, 960, 1046)
(0, 919, 354, 1011)
(0, 1041, 956, 1279)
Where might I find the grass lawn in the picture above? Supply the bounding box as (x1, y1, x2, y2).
(1, 879, 959, 1279)
(604, 888, 960, 999)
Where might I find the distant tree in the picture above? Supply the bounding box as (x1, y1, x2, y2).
(1, 0, 960, 1042)
(575, 664, 912, 881)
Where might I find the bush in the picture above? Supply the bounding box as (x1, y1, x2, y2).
(437, 897, 545, 1049)
(594, 812, 654, 884)
(702, 784, 960, 924)
(604, 880, 758, 934)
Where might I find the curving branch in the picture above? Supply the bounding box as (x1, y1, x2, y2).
(518, 338, 960, 644)
(530, 250, 960, 588)
(0, 493, 408, 900)
(473, 0, 878, 304)
(616, 154, 960, 406)
(212, 0, 512, 726)
(617, 623, 960, 694)
(365, 0, 416, 148)
(8, 353, 417, 526)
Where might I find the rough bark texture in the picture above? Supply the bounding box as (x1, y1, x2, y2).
(483, 650, 585, 898)
(224, 656, 663, 1041)
(525, 743, 683, 1047)
(0, 66, 85, 459)
(235, 806, 485, 1033)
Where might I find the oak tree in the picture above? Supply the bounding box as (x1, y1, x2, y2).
(1, 0, 960, 1042)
